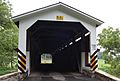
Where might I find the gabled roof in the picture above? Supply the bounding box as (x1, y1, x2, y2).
(12, 2, 104, 26)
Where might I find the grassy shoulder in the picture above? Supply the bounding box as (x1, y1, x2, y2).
(98, 59, 120, 78)
(98, 59, 111, 70)
(0, 67, 17, 76)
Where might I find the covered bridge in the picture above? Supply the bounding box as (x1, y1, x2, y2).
(13, 2, 104, 76)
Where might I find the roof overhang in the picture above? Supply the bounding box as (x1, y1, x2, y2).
(12, 2, 104, 27)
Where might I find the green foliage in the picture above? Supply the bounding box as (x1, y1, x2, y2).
(0, 0, 12, 29)
(98, 59, 120, 77)
(98, 27, 120, 78)
(98, 27, 120, 60)
(0, 67, 17, 75)
(98, 27, 120, 55)
(0, 27, 18, 68)
(98, 59, 111, 69)
(0, 0, 18, 72)
(101, 50, 112, 63)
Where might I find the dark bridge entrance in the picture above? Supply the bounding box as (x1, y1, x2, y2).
(27, 20, 90, 72)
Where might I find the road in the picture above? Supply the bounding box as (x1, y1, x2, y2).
(23, 72, 102, 81)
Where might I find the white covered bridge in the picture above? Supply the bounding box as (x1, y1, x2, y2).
(13, 2, 120, 81)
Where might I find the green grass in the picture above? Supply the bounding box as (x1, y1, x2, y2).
(98, 59, 111, 69)
(98, 59, 120, 78)
(0, 67, 17, 75)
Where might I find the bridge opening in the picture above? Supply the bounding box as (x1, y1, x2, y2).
(26, 20, 90, 73)
(41, 53, 52, 64)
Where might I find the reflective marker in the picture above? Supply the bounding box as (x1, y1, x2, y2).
(75, 37, 81, 42)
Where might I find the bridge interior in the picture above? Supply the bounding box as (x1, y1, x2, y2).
(26, 20, 90, 72)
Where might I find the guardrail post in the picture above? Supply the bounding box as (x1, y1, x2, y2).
(14, 48, 28, 80)
(90, 49, 100, 78)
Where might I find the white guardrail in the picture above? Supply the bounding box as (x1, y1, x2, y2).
(0, 72, 19, 80)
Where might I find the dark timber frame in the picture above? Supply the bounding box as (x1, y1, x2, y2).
(26, 20, 90, 72)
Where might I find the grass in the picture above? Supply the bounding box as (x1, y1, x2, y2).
(0, 67, 17, 76)
(98, 59, 120, 78)
(98, 59, 111, 69)
(98, 59, 111, 72)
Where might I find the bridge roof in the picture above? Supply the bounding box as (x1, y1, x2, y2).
(12, 2, 104, 27)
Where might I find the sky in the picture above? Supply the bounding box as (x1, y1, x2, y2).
(9, 0, 120, 34)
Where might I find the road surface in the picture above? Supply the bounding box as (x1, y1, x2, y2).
(23, 72, 101, 81)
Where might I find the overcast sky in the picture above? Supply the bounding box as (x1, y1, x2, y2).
(9, 0, 120, 33)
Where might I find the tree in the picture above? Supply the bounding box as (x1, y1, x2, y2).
(0, 28, 18, 68)
(98, 27, 120, 77)
(0, 0, 18, 68)
(0, 0, 12, 29)
(98, 27, 120, 58)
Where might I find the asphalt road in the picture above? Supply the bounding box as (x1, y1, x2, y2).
(23, 72, 102, 81)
